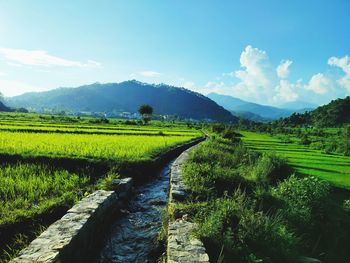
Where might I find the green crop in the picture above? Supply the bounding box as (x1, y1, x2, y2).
(240, 131, 350, 189)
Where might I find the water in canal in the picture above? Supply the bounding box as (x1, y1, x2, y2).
(96, 161, 172, 263)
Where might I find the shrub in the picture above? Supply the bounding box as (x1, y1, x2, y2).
(300, 134, 311, 145)
(323, 137, 339, 154)
(249, 153, 292, 185)
(182, 138, 254, 199)
(279, 135, 292, 144)
(197, 190, 298, 263)
(309, 141, 324, 150)
(221, 128, 242, 143)
(272, 176, 330, 228)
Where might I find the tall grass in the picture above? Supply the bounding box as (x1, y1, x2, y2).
(240, 131, 350, 189)
(178, 135, 298, 262)
(0, 163, 89, 225)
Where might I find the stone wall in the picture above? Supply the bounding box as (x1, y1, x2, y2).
(167, 144, 210, 263)
(9, 138, 207, 263)
(11, 178, 133, 263)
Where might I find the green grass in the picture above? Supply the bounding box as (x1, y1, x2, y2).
(0, 132, 198, 161)
(0, 114, 202, 224)
(0, 112, 203, 258)
(240, 131, 350, 189)
(0, 163, 89, 225)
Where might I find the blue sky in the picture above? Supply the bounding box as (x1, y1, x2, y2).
(0, 0, 350, 106)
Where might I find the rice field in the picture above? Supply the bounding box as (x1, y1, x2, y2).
(240, 131, 350, 189)
(0, 163, 89, 225)
(0, 132, 197, 161)
(0, 113, 202, 230)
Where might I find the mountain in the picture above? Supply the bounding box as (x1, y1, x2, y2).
(0, 101, 11, 112)
(231, 111, 272, 123)
(278, 96, 350, 127)
(207, 93, 294, 121)
(207, 92, 248, 109)
(7, 81, 237, 122)
(278, 101, 317, 111)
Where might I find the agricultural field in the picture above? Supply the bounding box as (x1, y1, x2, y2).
(178, 128, 350, 263)
(0, 112, 203, 261)
(240, 131, 350, 189)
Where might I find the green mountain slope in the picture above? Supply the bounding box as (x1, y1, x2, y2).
(8, 80, 237, 122)
(208, 92, 293, 120)
(0, 101, 11, 112)
(278, 96, 350, 127)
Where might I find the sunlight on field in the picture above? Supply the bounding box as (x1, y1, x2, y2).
(0, 132, 196, 161)
(240, 131, 350, 189)
(0, 114, 202, 227)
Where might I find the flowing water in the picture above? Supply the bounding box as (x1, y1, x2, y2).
(96, 161, 172, 263)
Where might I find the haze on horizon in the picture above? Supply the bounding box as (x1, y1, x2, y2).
(0, 0, 349, 106)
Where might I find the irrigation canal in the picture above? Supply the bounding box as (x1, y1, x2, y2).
(96, 161, 173, 263)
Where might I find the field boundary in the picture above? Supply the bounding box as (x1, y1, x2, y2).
(2, 136, 205, 261)
(167, 142, 210, 263)
(10, 178, 133, 263)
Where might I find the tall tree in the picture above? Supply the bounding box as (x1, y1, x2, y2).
(138, 104, 153, 124)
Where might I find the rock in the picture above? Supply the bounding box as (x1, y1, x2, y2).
(167, 221, 209, 263)
(171, 190, 187, 202)
(11, 190, 118, 263)
(167, 143, 209, 263)
(110, 177, 133, 197)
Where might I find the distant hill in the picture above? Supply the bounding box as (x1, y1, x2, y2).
(231, 111, 272, 123)
(278, 96, 350, 127)
(7, 81, 237, 122)
(278, 101, 317, 111)
(207, 93, 295, 121)
(0, 101, 11, 112)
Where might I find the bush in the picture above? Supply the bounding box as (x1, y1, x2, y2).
(89, 117, 109, 124)
(249, 153, 292, 186)
(309, 141, 324, 150)
(272, 176, 330, 227)
(182, 138, 254, 199)
(279, 135, 292, 144)
(300, 134, 311, 145)
(197, 190, 298, 263)
(182, 162, 249, 199)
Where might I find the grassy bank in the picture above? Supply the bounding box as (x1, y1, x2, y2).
(240, 131, 350, 189)
(0, 112, 203, 261)
(175, 130, 350, 263)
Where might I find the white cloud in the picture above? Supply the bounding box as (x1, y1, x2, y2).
(203, 46, 350, 106)
(273, 80, 299, 102)
(0, 48, 101, 68)
(139, 71, 161, 77)
(230, 45, 276, 103)
(0, 79, 46, 97)
(0, 72, 6, 76)
(276, 60, 292, 78)
(306, 73, 330, 94)
(234, 45, 270, 89)
(181, 81, 195, 89)
(328, 55, 350, 92)
(328, 56, 350, 75)
(205, 81, 226, 90)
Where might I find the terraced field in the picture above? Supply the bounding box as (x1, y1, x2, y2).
(240, 131, 350, 189)
(0, 113, 203, 261)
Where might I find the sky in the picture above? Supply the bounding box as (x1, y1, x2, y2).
(0, 0, 350, 106)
